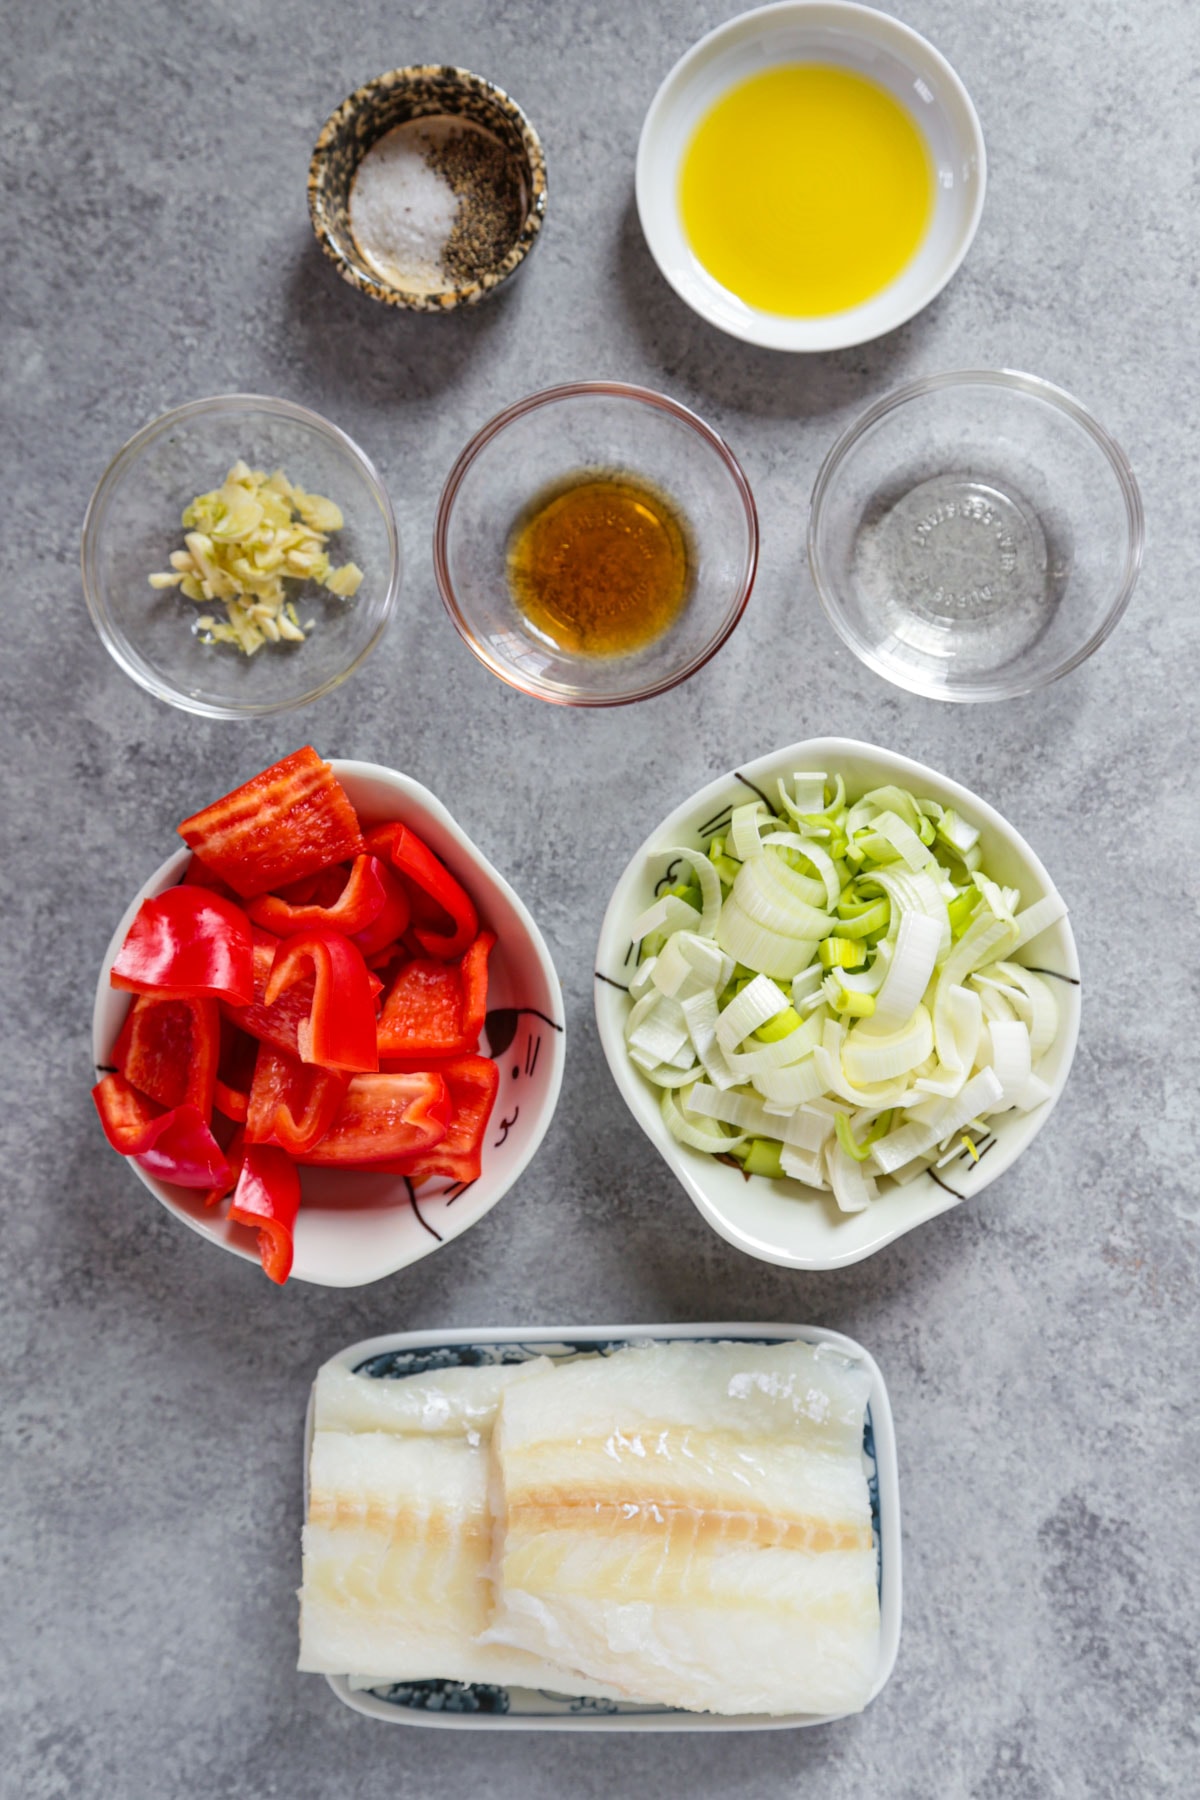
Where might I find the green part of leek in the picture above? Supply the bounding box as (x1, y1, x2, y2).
(819, 936, 866, 970)
(832, 899, 891, 940)
(753, 1005, 803, 1043)
(831, 986, 876, 1018)
(835, 1109, 894, 1163)
(742, 1138, 786, 1178)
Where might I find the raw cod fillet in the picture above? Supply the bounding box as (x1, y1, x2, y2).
(298, 1359, 640, 1699)
(482, 1340, 880, 1717)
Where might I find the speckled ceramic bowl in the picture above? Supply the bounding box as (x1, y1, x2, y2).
(309, 66, 547, 310)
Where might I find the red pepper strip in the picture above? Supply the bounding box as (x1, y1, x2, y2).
(213, 1019, 258, 1122)
(296, 1072, 451, 1167)
(244, 1042, 349, 1156)
(380, 1055, 499, 1186)
(376, 931, 495, 1058)
(181, 854, 239, 900)
(113, 994, 220, 1117)
(178, 746, 365, 901)
(223, 930, 381, 1057)
(264, 930, 380, 1073)
(364, 823, 478, 960)
(201, 1125, 245, 1208)
(352, 862, 411, 960)
(92, 1074, 230, 1189)
(273, 865, 348, 907)
(227, 1145, 300, 1285)
(111, 886, 255, 1005)
(247, 854, 389, 939)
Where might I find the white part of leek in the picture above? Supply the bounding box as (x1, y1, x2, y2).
(870, 1067, 1004, 1174)
(870, 809, 938, 874)
(1009, 890, 1068, 951)
(627, 994, 691, 1065)
(872, 867, 952, 962)
(842, 1004, 934, 1085)
(791, 964, 826, 1008)
(729, 802, 767, 863)
(983, 962, 1059, 1060)
(630, 892, 702, 943)
(770, 1102, 836, 1153)
(716, 891, 819, 979)
(790, 772, 828, 814)
(825, 1138, 878, 1213)
(628, 956, 658, 999)
(920, 981, 983, 1097)
(872, 911, 943, 1027)
(723, 1010, 823, 1078)
(683, 1083, 775, 1135)
(985, 1019, 1032, 1108)
(780, 1144, 828, 1187)
(650, 931, 732, 1001)
(761, 832, 842, 911)
(1010, 1072, 1054, 1112)
(657, 845, 724, 935)
(715, 973, 790, 1051)
(661, 1087, 747, 1154)
(681, 988, 738, 1090)
(751, 1055, 828, 1107)
(733, 854, 833, 937)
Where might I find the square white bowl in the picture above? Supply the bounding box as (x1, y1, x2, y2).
(594, 738, 1080, 1270)
(92, 760, 564, 1287)
(305, 1320, 901, 1730)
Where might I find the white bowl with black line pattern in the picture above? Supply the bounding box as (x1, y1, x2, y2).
(594, 738, 1080, 1270)
(92, 761, 565, 1287)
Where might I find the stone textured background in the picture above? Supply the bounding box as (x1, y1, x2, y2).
(2, 2, 1196, 1795)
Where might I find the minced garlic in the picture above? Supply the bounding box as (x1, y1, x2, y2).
(149, 460, 364, 655)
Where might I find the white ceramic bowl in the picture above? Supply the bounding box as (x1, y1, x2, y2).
(306, 1320, 901, 1731)
(93, 761, 564, 1287)
(595, 738, 1080, 1270)
(636, 1, 986, 351)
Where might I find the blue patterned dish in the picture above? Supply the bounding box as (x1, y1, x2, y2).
(304, 1321, 901, 1730)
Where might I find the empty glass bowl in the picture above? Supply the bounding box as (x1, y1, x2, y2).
(82, 395, 402, 718)
(433, 381, 758, 704)
(808, 370, 1144, 701)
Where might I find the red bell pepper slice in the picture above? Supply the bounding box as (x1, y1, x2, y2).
(177, 747, 365, 901)
(380, 1055, 499, 1186)
(92, 1073, 230, 1189)
(264, 929, 379, 1073)
(201, 1125, 245, 1208)
(245, 1042, 349, 1156)
(181, 854, 239, 900)
(376, 931, 494, 1058)
(227, 1145, 300, 1285)
(111, 886, 254, 1005)
(113, 994, 220, 1118)
(223, 929, 382, 1058)
(246, 854, 390, 939)
(296, 1071, 451, 1167)
(365, 823, 478, 960)
(213, 1019, 258, 1122)
(352, 862, 411, 960)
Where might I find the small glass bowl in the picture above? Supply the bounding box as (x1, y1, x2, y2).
(433, 381, 758, 705)
(808, 370, 1144, 701)
(82, 395, 402, 718)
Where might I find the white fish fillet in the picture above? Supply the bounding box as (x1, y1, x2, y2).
(298, 1368, 640, 1699)
(482, 1341, 880, 1716)
(311, 1357, 551, 1437)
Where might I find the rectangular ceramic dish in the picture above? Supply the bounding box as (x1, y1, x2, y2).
(303, 1321, 902, 1731)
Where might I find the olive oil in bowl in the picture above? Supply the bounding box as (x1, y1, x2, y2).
(679, 63, 933, 317)
(506, 472, 692, 658)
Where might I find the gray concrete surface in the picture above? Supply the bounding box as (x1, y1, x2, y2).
(2, 1, 1196, 1795)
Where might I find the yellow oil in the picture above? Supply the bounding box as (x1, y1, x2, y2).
(506, 472, 691, 657)
(679, 63, 933, 317)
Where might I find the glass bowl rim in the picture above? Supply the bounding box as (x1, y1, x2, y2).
(80, 392, 402, 720)
(431, 379, 760, 706)
(806, 366, 1146, 702)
